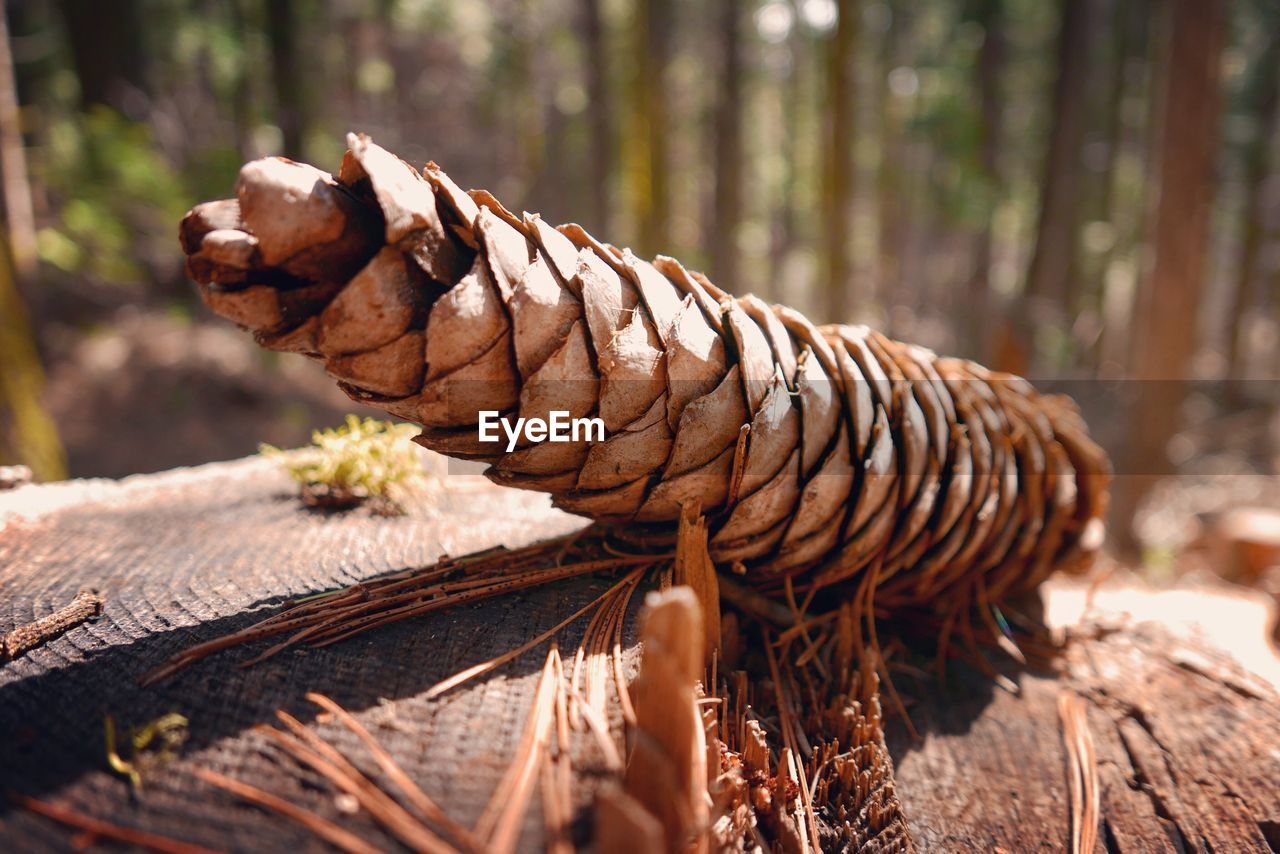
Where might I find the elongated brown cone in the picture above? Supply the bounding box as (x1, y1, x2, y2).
(181, 133, 1110, 603)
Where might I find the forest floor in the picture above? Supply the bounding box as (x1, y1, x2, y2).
(37, 308, 383, 479)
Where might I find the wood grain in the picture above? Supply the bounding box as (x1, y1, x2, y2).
(889, 614, 1280, 851)
(2, 457, 1279, 851)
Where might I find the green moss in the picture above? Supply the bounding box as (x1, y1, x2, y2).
(261, 415, 424, 510)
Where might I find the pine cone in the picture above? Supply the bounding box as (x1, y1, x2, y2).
(181, 134, 1110, 603)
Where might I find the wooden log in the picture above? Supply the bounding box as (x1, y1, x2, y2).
(2, 457, 1278, 851)
(890, 610, 1280, 850)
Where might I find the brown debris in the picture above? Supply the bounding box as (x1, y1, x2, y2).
(1058, 691, 1099, 854)
(594, 581, 914, 852)
(612, 587, 710, 852)
(2, 588, 102, 663)
(675, 501, 721, 663)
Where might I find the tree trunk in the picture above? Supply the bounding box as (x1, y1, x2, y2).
(1096, 0, 1155, 374)
(1074, 0, 1130, 371)
(54, 0, 147, 113)
(4, 459, 1279, 850)
(580, 0, 612, 236)
(876, 5, 911, 314)
(265, 0, 306, 159)
(632, 0, 672, 256)
(964, 0, 1004, 362)
(1019, 0, 1096, 366)
(767, 17, 815, 306)
(0, 238, 65, 481)
(710, 0, 744, 293)
(0, 4, 36, 284)
(0, 5, 63, 481)
(227, 0, 258, 161)
(1112, 0, 1228, 555)
(1227, 31, 1280, 399)
(823, 0, 858, 325)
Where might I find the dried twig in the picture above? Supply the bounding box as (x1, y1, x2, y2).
(613, 588, 709, 852)
(1058, 691, 1099, 854)
(674, 501, 720, 662)
(2, 589, 102, 662)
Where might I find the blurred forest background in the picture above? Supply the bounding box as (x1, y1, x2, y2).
(0, 0, 1277, 557)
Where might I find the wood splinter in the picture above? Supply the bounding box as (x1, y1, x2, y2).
(1, 588, 103, 663)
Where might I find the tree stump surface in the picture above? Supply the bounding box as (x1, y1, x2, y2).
(2, 458, 1278, 851)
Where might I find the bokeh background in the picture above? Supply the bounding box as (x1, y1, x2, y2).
(0, 0, 1276, 558)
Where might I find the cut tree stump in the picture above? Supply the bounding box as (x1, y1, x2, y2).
(2, 457, 1279, 851)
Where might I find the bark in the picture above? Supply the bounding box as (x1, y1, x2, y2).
(823, 0, 858, 324)
(4, 2, 55, 111)
(265, 0, 306, 159)
(1015, 0, 1098, 373)
(1025, 0, 1094, 306)
(892, 611, 1280, 850)
(1096, 0, 1155, 374)
(580, 0, 612, 236)
(964, 0, 1005, 362)
(1227, 31, 1280, 397)
(1112, 0, 1227, 554)
(179, 133, 1111, 603)
(0, 4, 36, 282)
(4, 461, 1277, 851)
(767, 18, 812, 303)
(227, 0, 257, 161)
(1075, 0, 1132, 371)
(710, 0, 744, 293)
(0, 5, 59, 477)
(876, 5, 911, 311)
(504, 0, 545, 214)
(632, 0, 672, 255)
(0, 240, 66, 480)
(54, 0, 147, 112)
